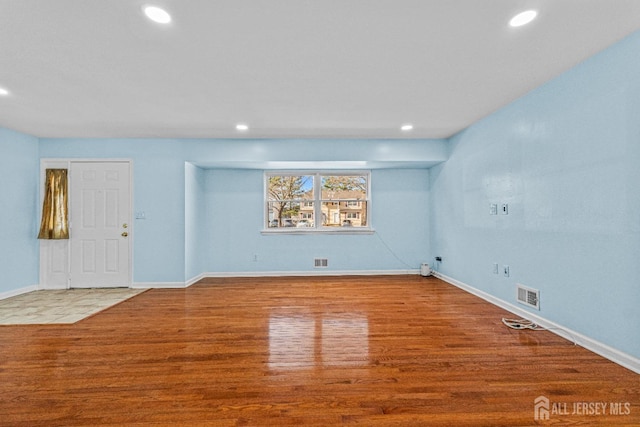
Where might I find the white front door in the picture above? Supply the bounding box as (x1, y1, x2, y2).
(70, 162, 131, 288)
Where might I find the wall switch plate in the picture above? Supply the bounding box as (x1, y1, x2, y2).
(501, 204, 509, 215)
(493, 263, 499, 274)
(490, 204, 498, 215)
(503, 265, 510, 277)
(135, 211, 146, 219)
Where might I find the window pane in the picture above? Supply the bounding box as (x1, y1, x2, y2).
(321, 175, 367, 200)
(267, 201, 301, 227)
(268, 175, 313, 201)
(265, 172, 370, 231)
(321, 201, 367, 227)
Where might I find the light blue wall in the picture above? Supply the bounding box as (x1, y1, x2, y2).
(184, 139, 448, 169)
(430, 31, 640, 359)
(0, 127, 39, 293)
(185, 162, 206, 281)
(202, 168, 430, 274)
(39, 139, 443, 282)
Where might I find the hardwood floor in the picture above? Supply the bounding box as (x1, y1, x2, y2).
(0, 275, 637, 426)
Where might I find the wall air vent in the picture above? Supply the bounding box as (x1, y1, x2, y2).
(516, 284, 540, 310)
(314, 258, 328, 268)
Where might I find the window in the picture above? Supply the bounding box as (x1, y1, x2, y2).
(266, 172, 370, 231)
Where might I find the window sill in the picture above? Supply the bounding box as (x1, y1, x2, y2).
(261, 228, 375, 236)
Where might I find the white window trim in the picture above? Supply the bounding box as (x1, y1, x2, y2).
(262, 171, 373, 235)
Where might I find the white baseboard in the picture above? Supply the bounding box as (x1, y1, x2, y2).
(200, 269, 420, 279)
(131, 282, 186, 289)
(0, 285, 38, 300)
(185, 273, 205, 287)
(432, 271, 640, 375)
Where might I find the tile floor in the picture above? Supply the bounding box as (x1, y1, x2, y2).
(0, 288, 146, 325)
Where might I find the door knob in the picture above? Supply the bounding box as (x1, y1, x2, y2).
(121, 231, 128, 237)
(123, 223, 128, 229)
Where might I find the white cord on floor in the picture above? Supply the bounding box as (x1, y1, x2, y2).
(501, 317, 545, 330)
(502, 317, 578, 345)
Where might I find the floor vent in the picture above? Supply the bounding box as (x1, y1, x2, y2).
(516, 284, 540, 310)
(314, 258, 328, 268)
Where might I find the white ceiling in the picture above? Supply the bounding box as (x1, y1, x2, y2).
(1, 0, 639, 139)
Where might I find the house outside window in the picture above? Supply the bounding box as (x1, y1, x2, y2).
(265, 172, 370, 232)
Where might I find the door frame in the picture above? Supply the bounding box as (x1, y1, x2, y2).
(39, 158, 133, 289)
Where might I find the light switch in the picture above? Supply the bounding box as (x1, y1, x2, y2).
(501, 204, 509, 215)
(135, 211, 146, 220)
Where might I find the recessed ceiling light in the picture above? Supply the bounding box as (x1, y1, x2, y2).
(509, 10, 537, 27)
(401, 124, 414, 131)
(143, 5, 172, 24)
(0, 86, 9, 96)
(236, 124, 249, 131)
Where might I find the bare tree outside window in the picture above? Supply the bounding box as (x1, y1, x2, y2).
(321, 176, 367, 194)
(267, 175, 313, 227)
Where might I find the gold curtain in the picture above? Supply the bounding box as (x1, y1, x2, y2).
(37, 169, 69, 239)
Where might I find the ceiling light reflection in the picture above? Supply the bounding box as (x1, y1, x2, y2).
(510, 10, 537, 27)
(143, 5, 172, 24)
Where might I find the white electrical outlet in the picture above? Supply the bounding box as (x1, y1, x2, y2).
(493, 263, 499, 274)
(489, 204, 498, 215)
